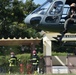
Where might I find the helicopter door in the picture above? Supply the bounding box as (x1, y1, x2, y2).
(44, 0, 66, 24)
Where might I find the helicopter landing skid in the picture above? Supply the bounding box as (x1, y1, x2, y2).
(53, 34, 65, 42)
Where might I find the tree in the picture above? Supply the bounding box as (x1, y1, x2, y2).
(0, 0, 41, 39)
(0, 0, 41, 55)
(25, 0, 40, 14)
(0, 0, 26, 38)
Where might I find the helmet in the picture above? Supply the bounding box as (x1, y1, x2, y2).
(32, 50, 36, 54)
(10, 52, 15, 57)
(70, 3, 76, 7)
(10, 52, 14, 55)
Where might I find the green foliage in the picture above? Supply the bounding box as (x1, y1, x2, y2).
(0, 0, 41, 39)
(52, 52, 68, 56)
(0, 0, 25, 38)
(17, 54, 30, 62)
(25, 0, 40, 14)
(0, 53, 43, 73)
(52, 41, 75, 53)
(0, 54, 30, 73)
(26, 28, 41, 38)
(0, 43, 43, 55)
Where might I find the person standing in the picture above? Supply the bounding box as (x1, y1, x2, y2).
(31, 50, 39, 73)
(8, 52, 18, 74)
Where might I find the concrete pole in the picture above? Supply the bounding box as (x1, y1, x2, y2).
(43, 36, 52, 74)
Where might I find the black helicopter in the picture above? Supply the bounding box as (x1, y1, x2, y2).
(24, 0, 76, 41)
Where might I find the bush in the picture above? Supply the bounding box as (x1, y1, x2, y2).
(0, 54, 31, 73)
(52, 52, 73, 56)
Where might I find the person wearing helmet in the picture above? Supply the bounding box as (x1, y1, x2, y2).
(55, 3, 76, 42)
(8, 52, 18, 74)
(31, 50, 39, 73)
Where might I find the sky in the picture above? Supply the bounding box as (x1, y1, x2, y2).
(33, 0, 46, 4)
(23, 0, 46, 4)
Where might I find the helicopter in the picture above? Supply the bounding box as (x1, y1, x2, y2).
(24, 0, 76, 41)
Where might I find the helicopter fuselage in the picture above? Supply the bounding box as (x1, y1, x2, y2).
(24, 0, 76, 33)
(27, 22, 76, 33)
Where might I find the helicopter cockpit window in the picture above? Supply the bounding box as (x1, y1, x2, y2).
(49, 1, 63, 15)
(60, 5, 70, 22)
(31, 1, 52, 15)
(45, 1, 63, 23)
(62, 5, 70, 18)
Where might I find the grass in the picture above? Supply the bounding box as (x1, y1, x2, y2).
(0, 73, 75, 75)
